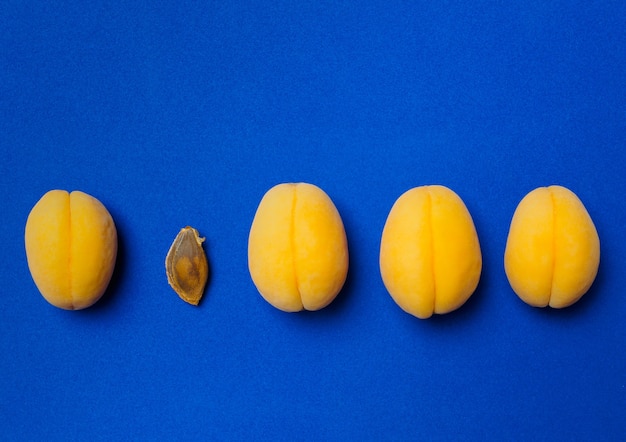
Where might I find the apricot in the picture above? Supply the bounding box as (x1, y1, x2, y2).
(379, 185, 482, 319)
(24, 190, 117, 310)
(504, 186, 600, 308)
(248, 183, 349, 312)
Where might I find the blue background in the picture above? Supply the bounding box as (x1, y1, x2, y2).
(2, 1, 625, 440)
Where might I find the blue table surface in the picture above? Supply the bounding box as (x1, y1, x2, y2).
(2, 1, 625, 440)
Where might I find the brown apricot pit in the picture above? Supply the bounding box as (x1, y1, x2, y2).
(165, 226, 209, 305)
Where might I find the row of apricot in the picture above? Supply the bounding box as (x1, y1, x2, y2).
(24, 184, 599, 317)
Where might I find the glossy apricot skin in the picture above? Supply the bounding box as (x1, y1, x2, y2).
(248, 183, 349, 312)
(504, 186, 600, 308)
(379, 185, 482, 319)
(24, 190, 117, 310)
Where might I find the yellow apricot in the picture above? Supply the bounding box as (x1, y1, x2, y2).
(25, 190, 117, 310)
(248, 183, 349, 312)
(504, 186, 600, 308)
(379, 185, 482, 319)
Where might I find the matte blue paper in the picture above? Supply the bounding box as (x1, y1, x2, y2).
(1, 1, 625, 439)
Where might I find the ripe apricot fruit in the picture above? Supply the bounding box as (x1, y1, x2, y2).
(248, 183, 349, 312)
(504, 186, 600, 308)
(25, 190, 117, 310)
(380, 185, 482, 319)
